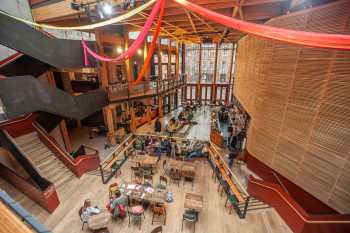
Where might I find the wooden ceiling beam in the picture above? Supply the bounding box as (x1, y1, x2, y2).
(185, 9, 198, 34)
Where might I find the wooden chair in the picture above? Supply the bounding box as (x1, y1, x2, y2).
(127, 205, 145, 230)
(144, 175, 153, 186)
(150, 226, 163, 233)
(181, 210, 198, 232)
(162, 159, 168, 175)
(156, 176, 168, 190)
(151, 203, 166, 225)
(131, 166, 141, 181)
(169, 168, 181, 187)
(133, 171, 143, 184)
(78, 207, 87, 230)
(183, 172, 195, 188)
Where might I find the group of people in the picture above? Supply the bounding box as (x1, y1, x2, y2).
(135, 136, 208, 160)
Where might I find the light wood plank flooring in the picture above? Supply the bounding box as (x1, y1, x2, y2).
(20, 157, 292, 233)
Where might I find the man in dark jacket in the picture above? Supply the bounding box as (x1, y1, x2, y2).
(154, 118, 162, 133)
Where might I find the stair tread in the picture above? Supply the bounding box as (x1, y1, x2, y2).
(21, 142, 47, 153)
(55, 174, 75, 189)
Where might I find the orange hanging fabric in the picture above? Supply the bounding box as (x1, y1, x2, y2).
(129, 0, 165, 87)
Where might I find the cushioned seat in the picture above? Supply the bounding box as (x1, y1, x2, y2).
(130, 205, 144, 215)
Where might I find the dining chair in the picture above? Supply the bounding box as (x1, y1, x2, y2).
(127, 205, 145, 230)
(151, 203, 166, 225)
(181, 209, 198, 232)
(150, 226, 163, 233)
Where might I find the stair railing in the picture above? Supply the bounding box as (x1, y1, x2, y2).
(32, 121, 100, 177)
(208, 142, 251, 218)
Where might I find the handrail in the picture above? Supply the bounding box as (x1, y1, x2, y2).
(101, 134, 134, 165)
(249, 177, 350, 223)
(271, 170, 290, 196)
(209, 142, 249, 197)
(0, 163, 59, 213)
(33, 121, 100, 177)
(0, 129, 50, 191)
(0, 114, 33, 126)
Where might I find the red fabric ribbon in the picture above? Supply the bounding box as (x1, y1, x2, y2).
(130, 0, 165, 86)
(172, 0, 350, 50)
(82, 0, 163, 64)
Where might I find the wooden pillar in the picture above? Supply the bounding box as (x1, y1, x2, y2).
(225, 43, 235, 105)
(157, 38, 162, 80)
(124, 29, 132, 82)
(168, 40, 172, 79)
(181, 43, 187, 103)
(47, 70, 72, 152)
(158, 95, 164, 117)
(59, 120, 72, 153)
(95, 29, 109, 87)
(104, 107, 116, 145)
(212, 43, 219, 103)
(175, 41, 180, 80)
(130, 105, 137, 132)
(96, 29, 116, 145)
(197, 43, 202, 101)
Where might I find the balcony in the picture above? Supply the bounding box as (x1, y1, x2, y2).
(108, 76, 186, 102)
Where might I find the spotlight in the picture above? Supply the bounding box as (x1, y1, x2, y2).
(137, 49, 142, 55)
(116, 47, 123, 54)
(103, 3, 113, 15)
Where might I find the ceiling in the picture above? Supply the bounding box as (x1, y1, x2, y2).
(29, 0, 335, 43)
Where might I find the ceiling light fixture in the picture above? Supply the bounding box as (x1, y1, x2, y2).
(103, 3, 113, 15)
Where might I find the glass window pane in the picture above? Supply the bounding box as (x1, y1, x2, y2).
(217, 43, 233, 84)
(191, 86, 196, 100)
(201, 87, 206, 100)
(201, 43, 216, 84)
(187, 86, 191, 99)
(185, 44, 200, 83)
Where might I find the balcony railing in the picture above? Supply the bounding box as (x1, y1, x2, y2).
(108, 75, 186, 102)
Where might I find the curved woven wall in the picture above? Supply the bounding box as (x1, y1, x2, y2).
(234, 0, 350, 213)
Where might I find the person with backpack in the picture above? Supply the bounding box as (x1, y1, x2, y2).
(109, 191, 127, 219)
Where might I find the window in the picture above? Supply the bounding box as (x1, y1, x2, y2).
(185, 44, 200, 83)
(201, 43, 216, 84)
(216, 43, 233, 84)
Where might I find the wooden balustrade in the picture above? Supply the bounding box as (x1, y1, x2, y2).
(33, 122, 100, 178)
(0, 163, 59, 213)
(0, 114, 36, 138)
(108, 78, 185, 102)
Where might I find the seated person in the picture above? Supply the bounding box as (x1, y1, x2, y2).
(80, 199, 101, 223)
(187, 142, 204, 158)
(166, 118, 179, 135)
(109, 191, 128, 219)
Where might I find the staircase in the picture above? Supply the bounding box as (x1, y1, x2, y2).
(238, 196, 271, 213)
(14, 132, 75, 189)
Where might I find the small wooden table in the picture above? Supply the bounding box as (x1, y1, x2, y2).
(168, 159, 196, 176)
(184, 193, 203, 212)
(87, 211, 110, 231)
(132, 155, 158, 167)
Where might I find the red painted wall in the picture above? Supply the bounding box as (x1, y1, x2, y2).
(246, 153, 338, 215)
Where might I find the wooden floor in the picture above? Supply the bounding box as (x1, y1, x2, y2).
(15, 157, 292, 233)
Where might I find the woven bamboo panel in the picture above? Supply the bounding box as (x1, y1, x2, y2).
(234, 0, 350, 213)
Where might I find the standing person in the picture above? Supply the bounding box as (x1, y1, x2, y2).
(154, 118, 162, 134)
(228, 150, 239, 168)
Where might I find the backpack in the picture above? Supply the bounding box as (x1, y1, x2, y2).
(117, 204, 126, 218)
